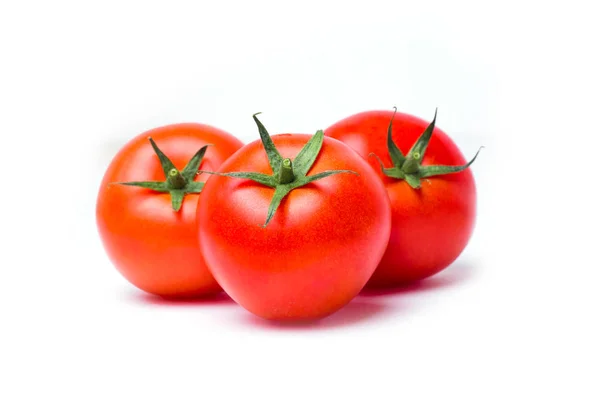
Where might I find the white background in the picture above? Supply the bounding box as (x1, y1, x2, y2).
(1, 0, 599, 399)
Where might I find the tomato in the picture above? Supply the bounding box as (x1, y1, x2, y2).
(197, 114, 391, 321)
(96, 123, 244, 298)
(325, 108, 481, 287)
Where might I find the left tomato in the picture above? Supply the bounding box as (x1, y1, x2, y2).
(96, 123, 244, 298)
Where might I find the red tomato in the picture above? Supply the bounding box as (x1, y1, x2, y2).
(197, 115, 391, 320)
(96, 123, 243, 298)
(325, 109, 480, 287)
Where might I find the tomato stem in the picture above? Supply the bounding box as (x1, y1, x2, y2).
(278, 158, 295, 184)
(168, 168, 187, 189)
(372, 108, 482, 189)
(112, 139, 211, 212)
(198, 114, 358, 226)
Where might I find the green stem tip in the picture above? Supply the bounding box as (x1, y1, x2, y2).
(167, 168, 187, 189)
(278, 158, 295, 184)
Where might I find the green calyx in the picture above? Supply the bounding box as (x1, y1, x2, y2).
(201, 113, 358, 227)
(112, 137, 211, 211)
(370, 107, 483, 189)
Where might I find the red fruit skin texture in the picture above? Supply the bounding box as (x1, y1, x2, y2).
(325, 110, 477, 287)
(96, 123, 244, 298)
(197, 134, 392, 321)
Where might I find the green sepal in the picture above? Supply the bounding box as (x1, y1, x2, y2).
(263, 185, 291, 227)
(387, 107, 405, 168)
(149, 137, 177, 177)
(404, 174, 421, 189)
(369, 153, 406, 179)
(419, 146, 484, 178)
(115, 181, 169, 192)
(405, 108, 437, 165)
(170, 190, 185, 211)
(199, 171, 278, 188)
(297, 170, 358, 185)
(184, 181, 206, 193)
(253, 112, 283, 175)
(112, 139, 212, 211)
(293, 130, 324, 176)
(181, 144, 212, 181)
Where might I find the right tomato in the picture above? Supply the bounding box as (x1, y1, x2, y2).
(325, 108, 482, 287)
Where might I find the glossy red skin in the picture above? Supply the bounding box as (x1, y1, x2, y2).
(96, 123, 244, 298)
(325, 110, 476, 287)
(197, 134, 391, 320)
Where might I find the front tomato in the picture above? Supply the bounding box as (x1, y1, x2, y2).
(325, 108, 482, 287)
(96, 123, 243, 298)
(197, 114, 391, 321)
